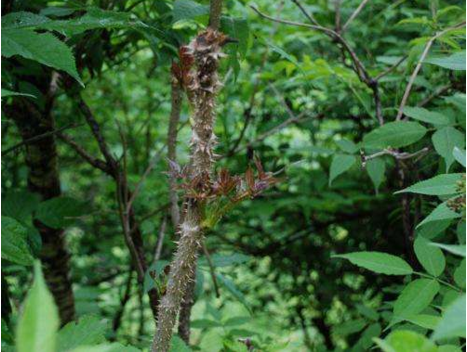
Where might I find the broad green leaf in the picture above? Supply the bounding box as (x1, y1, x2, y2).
(414, 236, 445, 276)
(366, 158, 386, 192)
(57, 315, 107, 352)
(430, 243, 466, 257)
(1, 217, 34, 266)
(424, 51, 466, 70)
(417, 219, 452, 240)
(35, 197, 87, 229)
(17, 262, 59, 352)
(2, 190, 40, 223)
(392, 279, 440, 323)
(432, 294, 466, 340)
(1, 88, 36, 98)
(336, 139, 359, 154)
(329, 154, 356, 186)
(170, 336, 191, 352)
(417, 201, 461, 228)
(332, 252, 413, 275)
(172, 0, 209, 22)
(353, 323, 381, 350)
(362, 122, 427, 149)
(405, 314, 441, 330)
(432, 127, 465, 172)
(445, 93, 466, 114)
(221, 17, 249, 59)
(403, 106, 451, 125)
(199, 329, 223, 352)
(356, 304, 379, 321)
(396, 174, 463, 196)
(453, 147, 466, 167)
(2, 9, 149, 36)
(453, 259, 466, 289)
(375, 330, 437, 352)
(2, 29, 82, 85)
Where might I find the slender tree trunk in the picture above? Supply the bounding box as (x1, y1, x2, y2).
(6, 99, 76, 325)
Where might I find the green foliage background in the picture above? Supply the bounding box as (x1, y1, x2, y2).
(1, 0, 466, 351)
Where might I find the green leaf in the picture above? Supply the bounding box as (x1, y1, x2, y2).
(430, 243, 466, 257)
(35, 197, 87, 229)
(453, 259, 466, 289)
(329, 154, 356, 186)
(362, 122, 427, 149)
(199, 329, 223, 352)
(17, 262, 59, 352)
(417, 201, 461, 228)
(392, 279, 440, 323)
(336, 139, 359, 154)
(216, 273, 251, 313)
(375, 330, 437, 352)
(2, 9, 149, 36)
(403, 106, 451, 125)
(424, 51, 466, 70)
(1, 217, 34, 266)
(223, 316, 250, 327)
(405, 314, 441, 330)
(1, 88, 36, 98)
(432, 294, 466, 340)
(221, 17, 249, 59)
(453, 147, 466, 167)
(366, 158, 386, 192)
(170, 336, 191, 352)
(57, 315, 107, 352)
(172, 0, 209, 22)
(332, 252, 413, 275)
(414, 236, 445, 277)
(397, 173, 463, 196)
(432, 127, 465, 172)
(2, 29, 83, 86)
(2, 190, 40, 223)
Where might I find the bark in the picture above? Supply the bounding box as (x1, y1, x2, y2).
(7, 99, 76, 325)
(152, 23, 225, 351)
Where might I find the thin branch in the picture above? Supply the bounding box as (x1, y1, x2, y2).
(58, 132, 111, 174)
(291, 0, 321, 26)
(375, 55, 407, 81)
(154, 216, 167, 263)
(208, 0, 223, 30)
(3, 123, 82, 156)
(396, 22, 466, 120)
(362, 147, 430, 165)
(342, 0, 370, 32)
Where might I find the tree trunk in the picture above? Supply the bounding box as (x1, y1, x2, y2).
(7, 99, 76, 325)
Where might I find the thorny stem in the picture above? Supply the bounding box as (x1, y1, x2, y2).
(152, 12, 225, 351)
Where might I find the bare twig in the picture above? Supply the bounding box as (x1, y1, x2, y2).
(342, 0, 370, 32)
(375, 55, 407, 81)
(3, 123, 82, 156)
(362, 147, 430, 165)
(291, 0, 321, 26)
(396, 22, 465, 120)
(154, 216, 167, 262)
(58, 132, 110, 173)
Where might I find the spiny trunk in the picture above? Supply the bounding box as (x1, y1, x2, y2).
(153, 26, 225, 352)
(8, 99, 76, 325)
